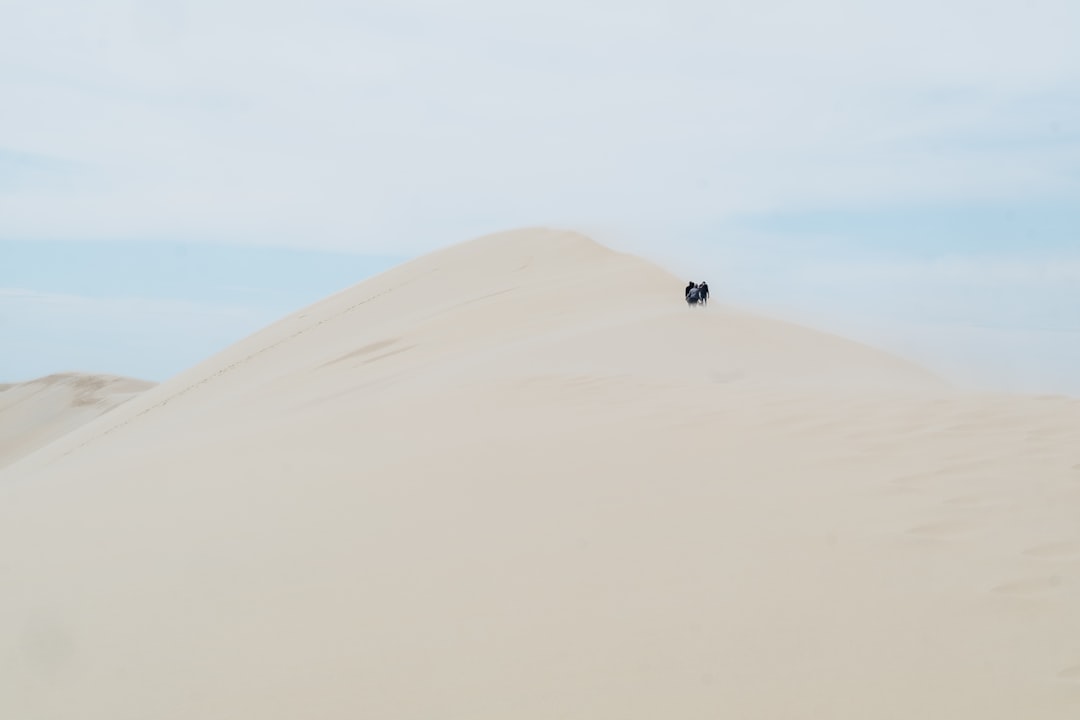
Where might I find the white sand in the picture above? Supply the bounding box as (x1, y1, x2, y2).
(0, 373, 152, 468)
(1, 228, 1078, 719)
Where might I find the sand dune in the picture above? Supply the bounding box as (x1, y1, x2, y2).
(1, 228, 1078, 719)
(0, 372, 153, 468)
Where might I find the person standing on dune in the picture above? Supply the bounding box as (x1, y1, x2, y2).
(685, 281, 697, 299)
(698, 281, 709, 306)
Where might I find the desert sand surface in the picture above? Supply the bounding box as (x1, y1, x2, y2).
(1, 228, 1079, 719)
(0, 372, 153, 468)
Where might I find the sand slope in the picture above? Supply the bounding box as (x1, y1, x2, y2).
(1, 228, 1078, 719)
(0, 373, 153, 468)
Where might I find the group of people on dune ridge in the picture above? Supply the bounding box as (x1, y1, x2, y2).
(685, 280, 709, 307)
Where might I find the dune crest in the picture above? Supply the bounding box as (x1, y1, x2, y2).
(0, 372, 153, 467)
(3, 229, 939, 474)
(2, 228, 1078, 719)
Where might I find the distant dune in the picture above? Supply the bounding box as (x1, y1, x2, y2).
(1, 228, 1078, 719)
(0, 372, 153, 467)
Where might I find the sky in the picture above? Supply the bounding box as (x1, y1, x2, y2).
(1, 0, 1078, 394)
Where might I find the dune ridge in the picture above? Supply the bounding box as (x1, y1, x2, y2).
(0, 372, 153, 467)
(1, 228, 1078, 719)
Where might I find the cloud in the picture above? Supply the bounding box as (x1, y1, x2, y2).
(792, 256, 1080, 292)
(1, 0, 1077, 251)
(0, 287, 252, 321)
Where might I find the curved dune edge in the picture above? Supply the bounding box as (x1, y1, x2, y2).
(0, 372, 153, 467)
(1, 228, 1079, 719)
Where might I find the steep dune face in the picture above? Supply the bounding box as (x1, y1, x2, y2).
(0, 373, 153, 467)
(1, 229, 1078, 720)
